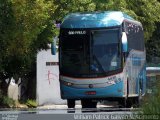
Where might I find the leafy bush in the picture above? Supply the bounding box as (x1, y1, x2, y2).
(26, 99, 37, 108)
(141, 77, 160, 114)
(142, 96, 160, 115)
(0, 95, 15, 108)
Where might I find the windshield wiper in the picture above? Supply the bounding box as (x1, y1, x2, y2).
(91, 32, 105, 73)
(93, 55, 106, 73)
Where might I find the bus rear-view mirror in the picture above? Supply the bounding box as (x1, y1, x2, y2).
(122, 32, 128, 53)
(51, 37, 58, 55)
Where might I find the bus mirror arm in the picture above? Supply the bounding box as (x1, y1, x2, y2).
(123, 52, 129, 62)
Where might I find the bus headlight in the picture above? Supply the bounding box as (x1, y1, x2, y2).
(61, 80, 74, 86)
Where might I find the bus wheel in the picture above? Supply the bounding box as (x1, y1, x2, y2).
(81, 99, 97, 108)
(119, 98, 126, 108)
(67, 99, 75, 108)
(119, 98, 132, 108)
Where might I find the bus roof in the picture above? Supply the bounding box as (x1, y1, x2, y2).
(60, 11, 140, 29)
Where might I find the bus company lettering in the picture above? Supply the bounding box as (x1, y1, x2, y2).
(107, 76, 116, 81)
(107, 76, 122, 84)
(68, 31, 86, 35)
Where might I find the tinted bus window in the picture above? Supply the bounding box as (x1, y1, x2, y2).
(125, 22, 144, 51)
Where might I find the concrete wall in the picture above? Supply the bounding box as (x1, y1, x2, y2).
(36, 49, 66, 105)
(8, 78, 18, 101)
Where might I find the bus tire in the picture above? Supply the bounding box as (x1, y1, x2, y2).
(67, 99, 75, 108)
(119, 98, 131, 108)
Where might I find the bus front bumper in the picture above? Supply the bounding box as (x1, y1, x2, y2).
(60, 81, 125, 99)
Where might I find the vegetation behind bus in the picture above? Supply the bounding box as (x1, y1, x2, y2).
(139, 75, 160, 115)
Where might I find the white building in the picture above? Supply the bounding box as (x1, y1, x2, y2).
(36, 49, 66, 105)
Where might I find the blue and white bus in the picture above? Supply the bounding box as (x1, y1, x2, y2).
(56, 11, 146, 108)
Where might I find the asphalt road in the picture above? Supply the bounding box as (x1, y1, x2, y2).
(0, 105, 140, 120)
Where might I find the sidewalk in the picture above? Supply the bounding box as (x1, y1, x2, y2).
(37, 103, 115, 109)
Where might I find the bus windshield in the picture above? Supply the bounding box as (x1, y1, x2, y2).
(91, 29, 121, 74)
(60, 33, 90, 75)
(60, 28, 121, 77)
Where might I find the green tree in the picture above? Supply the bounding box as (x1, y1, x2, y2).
(52, 0, 96, 21)
(0, 0, 16, 95)
(146, 23, 160, 63)
(0, 0, 56, 96)
(125, 0, 160, 41)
